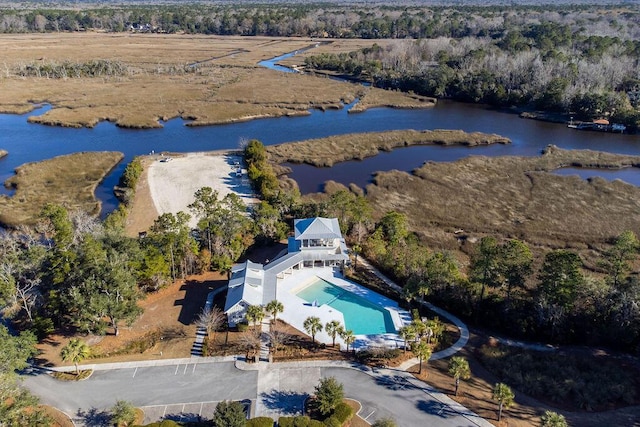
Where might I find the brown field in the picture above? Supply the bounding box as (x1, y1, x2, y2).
(0, 33, 427, 128)
(364, 145, 640, 252)
(0, 151, 123, 227)
(267, 129, 510, 167)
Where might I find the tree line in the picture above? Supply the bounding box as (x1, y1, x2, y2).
(1, 3, 638, 41)
(304, 26, 640, 129)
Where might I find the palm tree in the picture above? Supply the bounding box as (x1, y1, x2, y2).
(303, 316, 323, 344)
(265, 300, 284, 324)
(60, 338, 90, 375)
(492, 383, 514, 422)
(398, 325, 416, 353)
(411, 340, 432, 375)
(325, 320, 342, 347)
(448, 356, 471, 396)
(339, 328, 355, 352)
(245, 305, 264, 330)
(540, 411, 568, 427)
(351, 243, 362, 271)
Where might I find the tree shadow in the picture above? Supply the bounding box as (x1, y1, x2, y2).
(416, 399, 458, 418)
(260, 390, 309, 416)
(374, 373, 418, 391)
(175, 278, 226, 326)
(76, 407, 112, 427)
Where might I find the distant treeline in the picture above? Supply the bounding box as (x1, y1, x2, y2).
(2, 3, 640, 127)
(1, 3, 639, 39)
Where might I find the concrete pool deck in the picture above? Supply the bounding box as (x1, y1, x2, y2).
(276, 267, 412, 349)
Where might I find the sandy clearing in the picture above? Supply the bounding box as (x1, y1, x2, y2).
(148, 152, 257, 229)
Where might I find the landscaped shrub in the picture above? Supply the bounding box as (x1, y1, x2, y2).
(293, 416, 311, 427)
(355, 348, 402, 365)
(278, 417, 294, 427)
(278, 416, 311, 427)
(237, 322, 249, 332)
(322, 416, 341, 427)
(331, 402, 353, 424)
(247, 416, 274, 427)
(308, 421, 324, 427)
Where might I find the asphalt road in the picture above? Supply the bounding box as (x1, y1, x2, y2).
(22, 361, 258, 425)
(22, 361, 490, 427)
(326, 366, 484, 427)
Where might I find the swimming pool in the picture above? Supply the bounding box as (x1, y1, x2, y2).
(296, 278, 396, 335)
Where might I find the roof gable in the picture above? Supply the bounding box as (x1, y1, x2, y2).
(294, 217, 342, 240)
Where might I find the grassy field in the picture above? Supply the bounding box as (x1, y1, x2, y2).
(267, 129, 510, 167)
(0, 152, 123, 227)
(0, 33, 428, 128)
(363, 145, 640, 251)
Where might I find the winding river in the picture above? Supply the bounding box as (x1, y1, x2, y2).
(1, 51, 639, 217)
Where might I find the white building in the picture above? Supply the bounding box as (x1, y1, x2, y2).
(224, 217, 349, 326)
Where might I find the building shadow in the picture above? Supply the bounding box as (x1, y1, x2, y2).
(174, 277, 227, 326)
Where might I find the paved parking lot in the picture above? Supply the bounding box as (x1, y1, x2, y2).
(24, 359, 492, 427)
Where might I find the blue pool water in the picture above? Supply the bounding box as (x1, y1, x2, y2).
(296, 278, 396, 335)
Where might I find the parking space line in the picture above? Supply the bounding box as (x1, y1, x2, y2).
(183, 364, 188, 375)
(192, 363, 197, 373)
(199, 402, 203, 417)
(174, 365, 180, 375)
(132, 367, 138, 378)
(364, 410, 376, 420)
(162, 406, 167, 418)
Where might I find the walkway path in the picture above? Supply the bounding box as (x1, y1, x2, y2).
(355, 257, 470, 364)
(259, 319, 271, 362)
(190, 286, 227, 357)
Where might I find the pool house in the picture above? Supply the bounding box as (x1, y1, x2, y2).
(223, 217, 409, 348)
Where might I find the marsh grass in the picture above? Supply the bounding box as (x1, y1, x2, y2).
(349, 86, 436, 112)
(365, 145, 640, 247)
(0, 33, 428, 128)
(267, 129, 510, 167)
(0, 152, 123, 227)
(477, 343, 639, 411)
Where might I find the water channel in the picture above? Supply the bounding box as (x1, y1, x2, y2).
(1, 50, 639, 217)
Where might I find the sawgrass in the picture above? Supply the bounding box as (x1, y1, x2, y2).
(364, 145, 640, 248)
(349, 86, 436, 113)
(266, 129, 510, 167)
(0, 151, 123, 227)
(0, 33, 425, 128)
